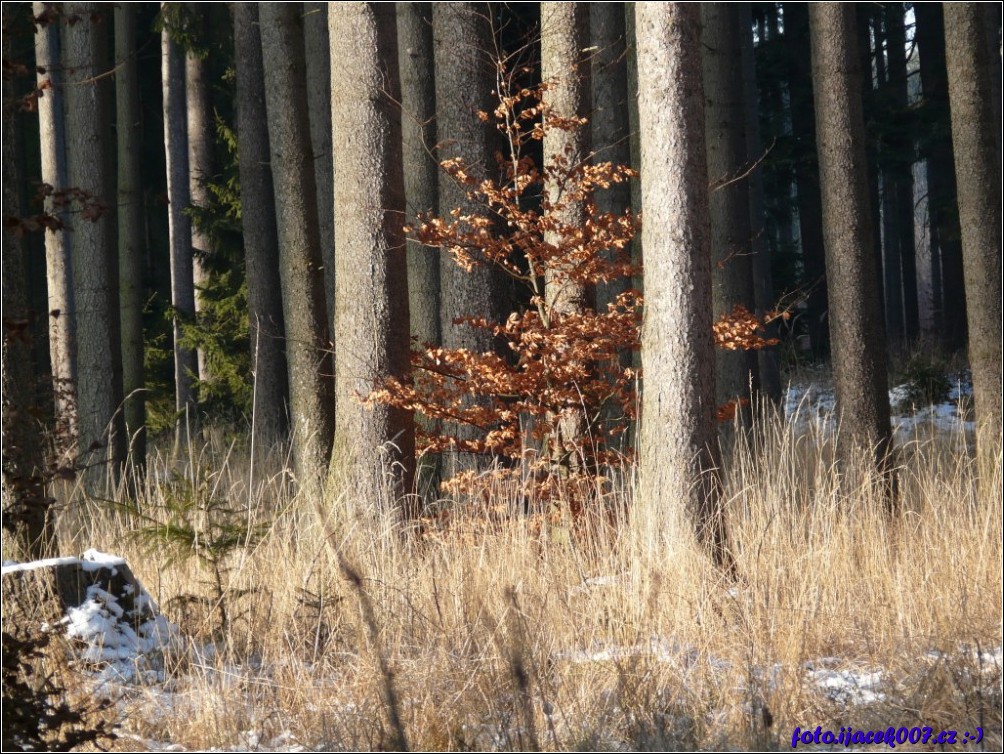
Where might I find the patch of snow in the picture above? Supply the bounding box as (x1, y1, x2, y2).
(80, 548, 127, 572)
(1, 556, 80, 575)
(805, 659, 885, 706)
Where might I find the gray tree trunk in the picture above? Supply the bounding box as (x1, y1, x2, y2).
(185, 4, 214, 383)
(233, 3, 289, 449)
(3, 3, 55, 556)
(64, 2, 126, 488)
(809, 4, 894, 475)
(161, 16, 198, 444)
(398, 2, 440, 498)
(541, 2, 591, 471)
(304, 2, 336, 336)
(702, 3, 758, 419)
(115, 3, 146, 467)
(785, 2, 829, 360)
(944, 3, 1003, 442)
(915, 2, 967, 348)
(740, 3, 781, 406)
(328, 3, 415, 513)
(636, 2, 732, 572)
(398, 2, 439, 353)
(884, 4, 919, 342)
(33, 1, 78, 455)
(590, 3, 631, 317)
(432, 2, 505, 475)
(260, 3, 335, 492)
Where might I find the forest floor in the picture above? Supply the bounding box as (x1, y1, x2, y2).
(8, 367, 1001, 751)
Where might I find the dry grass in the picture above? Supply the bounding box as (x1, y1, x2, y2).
(46, 416, 1002, 751)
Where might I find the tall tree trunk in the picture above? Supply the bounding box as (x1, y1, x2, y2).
(915, 2, 967, 349)
(304, 2, 335, 337)
(636, 2, 732, 573)
(784, 2, 829, 361)
(260, 3, 335, 492)
(702, 2, 758, 419)
(624, 2, 643, 352)
(398, 2, 440, 498)
(328, 3, 415, 513)
(884, 4, 919, 342)
(161, 17, 198, 445)
(115, 3, 146, 468)
(740, 3, 781, 406)
(809, 4, 894, 479)
(541, 2, 591, 472)
(233, 3, 289, 449)
(590, 3, 631, 317)
(64, 2, 126, 489)
(399, 3, 439, 354)
(944, 3, 1003, 444)
(3, 3, 56, 557)
(33, 1, 78, 456)
(856, 5, 888, 333)
(432, 3, 504, 475)
(185, 3, 213, 383)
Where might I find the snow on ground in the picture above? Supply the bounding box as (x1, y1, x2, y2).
(785, 370, 974, 439)
(3, 550, 182, 685)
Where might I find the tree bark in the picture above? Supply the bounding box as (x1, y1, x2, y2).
(702, 3, 758, 419)
(809, 4, 894, 477)
(636, 2, 732, 572)
(64, 2, 126, 488)
(185, 3, 213, 383)
(784, 2, 829, 361)
(541, 2, 591, 470)
(328, 3, 415, 513)
(33, 1, 78, 455)
(304, 1, 335, 336)
(944, 3, 1003, 441)
(398, 2, 440, 498)
(3, 3, 56, 557)
(233, 2, 289, 449)
(115, 3, 146, 467)
(260, 3, 335, 491)
(398, 2, 439, 354)
(590, 3, 631, 318)
(432, 3, 505, 475)
(740, 3, 781, 406)
(161, 14, 198, 443)
(914, 2, 967, 348)
(884, 3, 919, 342)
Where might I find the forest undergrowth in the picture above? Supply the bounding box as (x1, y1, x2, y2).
(47, 413, 1003, 751)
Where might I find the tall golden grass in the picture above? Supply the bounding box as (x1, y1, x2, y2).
(50, 415, 1002, 751)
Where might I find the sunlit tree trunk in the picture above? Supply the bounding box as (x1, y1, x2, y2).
(304, 1, 336, 336)
(260, 2, 335, 491)
(541, 2, 591, 472)
(810, 4, 894, 481)
(33, 1, 77, 456)
(233, 2, 289, 449)
(64, 2, 126, 488)
(328, 3, 415, 513)
(944, 2, 1003, 445)
(3, 3, 56, 557)
(185, 3, 213, 383)
(432, 2, 504, 475)
(162, 13, 198, 444)
(636, 2, 732, 572)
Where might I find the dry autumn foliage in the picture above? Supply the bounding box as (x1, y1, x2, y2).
(367, 68, 784, 507)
